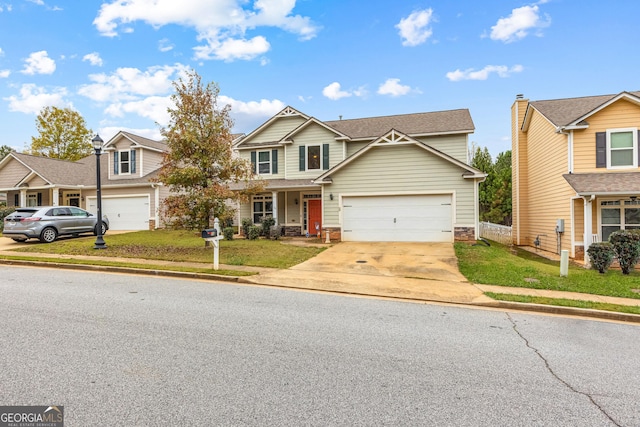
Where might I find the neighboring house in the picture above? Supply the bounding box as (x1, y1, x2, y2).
(511, 91, 640, 261)
(232, 106, 486, 242)
(0, 131, 170, 230)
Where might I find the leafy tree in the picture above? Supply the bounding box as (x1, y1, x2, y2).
(29, 106, 93, 161)
(157, 70, 263, 230)
(0, 145, 14, 161)
(471, 146, 512, 225)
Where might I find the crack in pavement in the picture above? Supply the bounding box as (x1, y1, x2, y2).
(506, 313, 621, 427)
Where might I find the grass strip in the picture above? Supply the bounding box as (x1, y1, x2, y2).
(0, 254, 255, 277)
(485, 292, 640, 315)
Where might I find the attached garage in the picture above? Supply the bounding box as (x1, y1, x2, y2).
(342, 194, 453, 242)
(88, 195, 150, 230)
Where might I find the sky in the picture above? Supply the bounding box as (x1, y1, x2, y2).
(1, 0, 639, 158)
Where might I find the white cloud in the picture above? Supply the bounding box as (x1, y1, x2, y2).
(104, 96, 173, 125)
(322, 82, 352, 100)
(396, 9, 434, 47)
(446, 64, 524, 81)
(99, 126, 162, 144)
(4, 83, 69, 114)
(194, 36, 270, 61)
(21, 50, 56, 75)
(158, 38, 174, 52)
(83, 52, 103, 66)
(93, 0, 320, 62)
(218, 96, 286, 132)
(377, 78, 412, 97)
(78, 63, 190, 103)
(0, 70, 9, 78)
(489, 4, 551, 43)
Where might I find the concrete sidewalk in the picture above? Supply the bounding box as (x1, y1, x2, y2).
(1, 238, 639, 323)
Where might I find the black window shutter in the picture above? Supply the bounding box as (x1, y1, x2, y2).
(250, 151, 257, 173)
(595, 132, 606, 168)
(37, 192, 42, 206)
(271, 149, 278, 174)
(322, 144, 330, 170)
(114, 152, 119, 174)
(130, 150, 136, 173)
(299, 145, 306, 171)
(14, 194, 19, 207)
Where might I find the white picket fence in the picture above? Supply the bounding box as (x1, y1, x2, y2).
(479, 221, 512, 245)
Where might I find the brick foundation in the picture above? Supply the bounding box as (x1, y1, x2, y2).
(574, 245, 584, 261)
(148, 219, 156, 230)
(454, 227, 475, 241)
(321, 227, 342, 242)
(282, 225, 303, 237)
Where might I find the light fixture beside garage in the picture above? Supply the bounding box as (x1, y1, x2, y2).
(329, 193, 334, 201)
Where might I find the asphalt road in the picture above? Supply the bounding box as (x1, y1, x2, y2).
(1, 266, 639, 426)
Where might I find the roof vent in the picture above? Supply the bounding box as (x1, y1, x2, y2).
(516, 94, 524, 100)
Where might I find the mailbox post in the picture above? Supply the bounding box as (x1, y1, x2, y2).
(201, 218, 223, 270)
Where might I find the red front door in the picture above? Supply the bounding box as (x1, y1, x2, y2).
(308, 199, 322, 237)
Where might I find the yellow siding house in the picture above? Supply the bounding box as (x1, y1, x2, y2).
(512, 92, 640, 262)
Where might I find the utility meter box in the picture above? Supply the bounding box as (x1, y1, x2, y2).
(556, 219, 565, 233)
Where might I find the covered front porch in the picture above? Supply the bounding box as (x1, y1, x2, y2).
(237, 179, 323, 237)
(565, 172, 640, 261)
(5, 186, 93, 209)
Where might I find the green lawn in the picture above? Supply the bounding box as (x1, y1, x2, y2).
(7, 230, 326, 269)
(455, 241, 640, 299)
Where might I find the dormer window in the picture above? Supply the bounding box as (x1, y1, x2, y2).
(114, 149, 137, 175)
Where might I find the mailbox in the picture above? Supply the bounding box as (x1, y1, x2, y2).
(201, 228, 218, 238)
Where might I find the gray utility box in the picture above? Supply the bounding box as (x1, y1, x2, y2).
(201, 228, 218, 238)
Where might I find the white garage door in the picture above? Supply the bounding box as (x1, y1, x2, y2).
(88, 196, 149, 230)
(342, 194, 453, 242)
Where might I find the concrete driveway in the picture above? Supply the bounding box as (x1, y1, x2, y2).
(246, 242, 492, 304)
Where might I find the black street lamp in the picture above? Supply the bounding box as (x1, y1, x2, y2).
(92, 134, 107, 249)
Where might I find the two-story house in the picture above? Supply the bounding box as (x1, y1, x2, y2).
(0, 131, 170, 230)
(233, 106, 486, 242)
(512, 91, 640, 261)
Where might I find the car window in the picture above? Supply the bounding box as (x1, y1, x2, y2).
(69, 207, 88, 217)
(49, 208, 72, 216)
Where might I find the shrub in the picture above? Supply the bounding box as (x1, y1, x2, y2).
(241, 218, 253, 239)
(609, 230, 640, 275)
(269, 225, 282, 240)
(247, 225, 261, 240)
(587, 242, 614, 274)
(260, 216, 276, 237)
(223, 227, 234, 241)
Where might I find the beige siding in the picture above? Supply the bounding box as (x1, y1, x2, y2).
(415, 134, 469, 163)
(246, 116, 307, 144)
(573, 99, 640, 173)
(521, 111, 574, 254)
(323, 144, 477, 226)
(286, 125, 342, 180)
(0, 158, 30, 188)
(26, 175, 48, 187)
(142, 149, 164, 177)
(345, 141, 369, 157)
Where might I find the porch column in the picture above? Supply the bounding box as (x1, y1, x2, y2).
(583, 196, 594, 266)
(271, 191, 278, 224)
(20, 189, 26, 207)
(52, 188, 59, 206)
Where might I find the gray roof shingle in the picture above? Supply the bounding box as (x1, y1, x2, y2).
(563, 172, 640, 195)
(529, 91, 640, 127)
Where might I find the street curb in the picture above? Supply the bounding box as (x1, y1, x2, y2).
(2, 258, 639, 324)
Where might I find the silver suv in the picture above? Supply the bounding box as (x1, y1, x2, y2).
(3, 206, 109, 243)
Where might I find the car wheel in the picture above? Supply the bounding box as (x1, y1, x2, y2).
(39, 227, 58, 243)
(94, 222, 107, 236)
(11, 238, 27, 242)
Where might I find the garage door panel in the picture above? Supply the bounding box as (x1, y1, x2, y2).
(343, 195, 452, 242)
(88, 196, 149, 230)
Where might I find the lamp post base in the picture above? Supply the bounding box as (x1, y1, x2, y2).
(94, 236, 107, 249)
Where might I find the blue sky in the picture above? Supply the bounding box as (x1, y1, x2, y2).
(1, 0, 639, 157)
